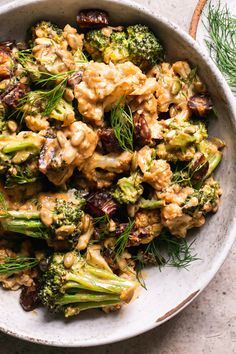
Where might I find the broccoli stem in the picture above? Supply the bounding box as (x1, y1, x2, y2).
(206, 152, 222, 178)
(0, 209, 47, 238)
(65, 273, 129, 294)
(85, 264, 131, 284)
(0, 218, 45, 238)
(56, 292, 120, 305)
(139, 198, 164, 209)
(2, 140, 38, 154)
(64, 300, 121, 317)
(64, 265, 134, 295)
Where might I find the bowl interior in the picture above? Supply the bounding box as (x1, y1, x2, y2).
(0, 0, 235, 347)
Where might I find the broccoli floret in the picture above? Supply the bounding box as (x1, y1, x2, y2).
(183, 179, 221, 215)
(0, 132, 44, 186)
(85, 25, 164, 70)
(103, 31, 129, 63)
(49, 98, 75, 124)
(0, 189, 86, 247)
(164, 121, 208, 149)
(157, 121, 208, 162)
(84, 29, 110, 61)
(39, 251, 137, 317)
(112, 173, 144, 204)
(31, 21, 64, 44)
(0, 135, 38, 166)
(127, 24, 164, 71)
(20, 91, 75, 127)
(5, 161, 40, 188)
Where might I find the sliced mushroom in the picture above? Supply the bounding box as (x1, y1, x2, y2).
(187, 94, 213, 116)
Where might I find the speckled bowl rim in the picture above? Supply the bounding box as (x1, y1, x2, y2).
(0, 0, 235, 347)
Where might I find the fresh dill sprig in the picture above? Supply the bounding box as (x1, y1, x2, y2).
(115, 219, 135, 256)
(205, 2, 236, 88)
(41, 79, 67, 116)
(133, 255, 147, 290)
(180, 67, 198, 85)
(172, 170, 192, 187)
(74, 48, 89, 64)
(36, 70, 75, 87)
(5, 167, 38, 189)
(93, 214, 110, 226)
(0, 256, 39, 276)
(171, 161, 192, 187)
(16, 76, 68, 118)
(16, 48, 33, 66)
(146, 232, 199, 269)
(92, 214, 111, 240)
(111, 98, 134, 153)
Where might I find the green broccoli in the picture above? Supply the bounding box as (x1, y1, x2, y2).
(31, 21, 64, 45)
(0, 132, 43, 186)
(39, 251, 137, 317)
(198, 139, 223, 179)
(20, 89, 75, 126)
(49, 98, 75, 123)
(85, 25, 164, 70)
(0, 189, 85, 247)
(157, 120, 208, 162)
(103, 31, 129, 63)
(84, 29, 110, 61)
(126, 24, 164, 71)
(112, 173, 144, 204)
(164, 121, 208, 149)
(138, 198, 164, 209)
(5, 161, 40, 188)
(183, 179, 221, 215)
(0, 134, 40, 164)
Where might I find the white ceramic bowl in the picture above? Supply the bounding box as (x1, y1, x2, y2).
(0, 0, 235, 347)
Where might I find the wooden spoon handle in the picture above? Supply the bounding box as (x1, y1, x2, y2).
(189, 0, 208, 39)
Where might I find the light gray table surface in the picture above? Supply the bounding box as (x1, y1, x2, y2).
(0, 0, 235, 353)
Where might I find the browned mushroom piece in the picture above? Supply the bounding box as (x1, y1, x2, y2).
(76, 9, 109, 29)
(39, 137, 74, 186)
(133, 112, 152, 147)
(187, 94, 213, 116)
(1, 83, 29, 108)
(67, 71, 83, 88)
(189, 152, 209, 181)
(98, 128, 122, 153)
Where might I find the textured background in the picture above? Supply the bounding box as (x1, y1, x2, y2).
(0, 0, 235, 353)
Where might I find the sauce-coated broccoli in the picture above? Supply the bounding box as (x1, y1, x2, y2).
(39, 251, 136, 316)
(85, 24, 164, 71)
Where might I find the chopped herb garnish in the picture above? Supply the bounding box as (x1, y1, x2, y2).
(0, 256, 39, 276)
(111, 98, 134, 153)
(205, 2, 236, 89)
(115, 219, 135, 256)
